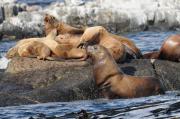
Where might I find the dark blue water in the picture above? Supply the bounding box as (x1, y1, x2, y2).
(17, 0, 63, 6)
(0, 31, 180, 118)
(0, 91, 180, 119)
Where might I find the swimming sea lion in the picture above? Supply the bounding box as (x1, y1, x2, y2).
(143, 35, 180, 62)
(87, 45, 164, 98)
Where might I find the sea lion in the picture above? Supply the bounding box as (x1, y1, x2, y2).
(44, 14, 84, 35)
(15, 41, 51, 60)
(87, 45, 164, 98)
(44, 14, 142, 59)
(78, 26, 142, 61)
(55, 33, 82, 47)
(159, 35, 180, 62)
(6, 29, 87, 60)
(143, 35, 180, 62)
(6, 38, 50, 59)
(42, 29, 87, 60)
(143, 51, 159, 59)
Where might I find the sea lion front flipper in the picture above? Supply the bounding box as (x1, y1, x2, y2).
(45, 56, 66, 61)
(45, 29, 57, 40)
(77, 41, 88, 49)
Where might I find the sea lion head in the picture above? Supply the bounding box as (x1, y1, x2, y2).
(44, 14, 59, 35)
(6, 47, 19, 59)
(44, 14, 58, 25)
(87, 45, 110, 62)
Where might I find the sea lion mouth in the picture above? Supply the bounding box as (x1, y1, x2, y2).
(77, 41, 88, 49)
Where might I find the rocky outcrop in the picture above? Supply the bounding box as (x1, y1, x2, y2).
(0, 1, 26, 23)
(0, 57, 179, 107)
(154, 60, 180, 91)
(0, 0, 180, 39)
(0, 11, 44, 39)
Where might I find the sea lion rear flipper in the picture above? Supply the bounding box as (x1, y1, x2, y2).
(124, 45, 138, 59)
(143, 51, 160, 59)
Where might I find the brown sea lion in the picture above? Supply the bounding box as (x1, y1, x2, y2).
(44, 14, 84, 35)
(143, 35, 180, 62)
(42, 29, 87, 60)
(6, 38, 50, 59)
(78, 26, 142, 61)
(6, 29, 87, 60)
(87, 45, 164, 98)
(143, 51, 159, 59)
(15, 41, 51, 60)
(159, 35, 180, 62)
(44, 14, 142, 60)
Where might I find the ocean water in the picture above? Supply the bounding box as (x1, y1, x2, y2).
(0, 91, 180, 119)
(0, 31, 179, 118)
(17, 0, 64, 6)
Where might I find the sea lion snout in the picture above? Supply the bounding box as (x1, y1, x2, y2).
(87, 45, 97, 53)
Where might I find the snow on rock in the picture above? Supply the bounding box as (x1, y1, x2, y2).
(0, 0, 180, 38)
(43, 0, 180, 33)
(0, 11, 44, 39)
(0, 0, 17, 4)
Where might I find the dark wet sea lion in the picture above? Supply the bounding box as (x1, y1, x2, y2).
(143, 35, 180, 62)
(159, 35, 180, 62)
(87, 45, 164, 98)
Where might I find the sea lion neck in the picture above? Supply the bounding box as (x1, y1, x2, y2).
(92, 49, 124, 86)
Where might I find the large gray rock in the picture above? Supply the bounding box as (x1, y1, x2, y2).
(0, 57, 161, 107)
(154, 60, 180, 91)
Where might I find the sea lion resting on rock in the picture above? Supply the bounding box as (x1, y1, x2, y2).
(42, 29, 87, 60)
(44, 14, 142, 61)
(6, 40, 51, 60)
(44, 14, 84, 35)
(6, 29, 87, 60)
(87, 45, 164, 98)
(143, 35, 180, 62)
(78, 26, 142, 61)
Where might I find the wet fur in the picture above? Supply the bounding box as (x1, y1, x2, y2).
(87, 45, 164, 98)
